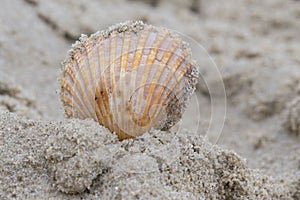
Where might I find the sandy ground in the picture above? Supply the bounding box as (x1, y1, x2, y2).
(0, 0, 299, 199)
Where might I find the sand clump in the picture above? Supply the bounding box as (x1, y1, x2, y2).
(0, 111, 294, 199)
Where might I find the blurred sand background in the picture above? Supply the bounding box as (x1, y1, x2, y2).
(0, 0, 299, 199)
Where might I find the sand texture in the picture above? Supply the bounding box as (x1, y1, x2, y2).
(0, 111, 293, 199)
(0, 0, 299, 199)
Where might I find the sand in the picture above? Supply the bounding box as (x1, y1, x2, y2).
(0, 0, 299, 199)
(0, 111, 293, 199)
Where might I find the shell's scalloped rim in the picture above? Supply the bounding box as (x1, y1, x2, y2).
(59, 20, 148, 95)
(63, 20, 146, 65)
(62, 20, 192, 66)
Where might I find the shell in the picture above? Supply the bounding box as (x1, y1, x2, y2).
(60, 21, 198, 140)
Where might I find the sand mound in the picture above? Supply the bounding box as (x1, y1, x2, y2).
(0, 111, 295, 199)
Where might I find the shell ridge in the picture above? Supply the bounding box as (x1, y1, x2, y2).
(68, 59, 95, 118)
(155, 58, 190, 121)
(61, 78, 89, 118)
(101, 38, 114, 131)
(95, 37, 113, 131)
(143, 36, 174, 114)
(143, 34, 182, 127)
(96, 36, 112, 128)
(61, 38, 93, 118)
(134, 30, 158, 129)
(110, 33, 122, 137)
(130, 28, 151, 137)
(152, 62, 187, 122)
(114, 34, 124, 137)
(73, 52, 98, 118)
(116, 34, 125, 136)
(61, 90, 86, 118)
(62, 65, 89, 118)
(119, 32, 132, 136)
(155, 62, 198, 129)
(108, 34, 117, 134)
(124, 33, 143, 138)
(137, 29, 169, 128)
(91, 36, 105, 124)
(93, 36, 107, 126)
(122, 35, 139, 139)
(83, 39, 98, 121)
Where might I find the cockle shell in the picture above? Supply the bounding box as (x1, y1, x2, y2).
(60, 21, 198, 140)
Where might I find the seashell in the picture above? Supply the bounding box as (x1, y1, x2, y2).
(60, 20, 198, 140)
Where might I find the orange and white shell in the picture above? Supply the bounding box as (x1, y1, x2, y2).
(60, 21, 198, 140)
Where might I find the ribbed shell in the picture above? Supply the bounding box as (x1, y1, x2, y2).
(61, 21, 198, 140)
